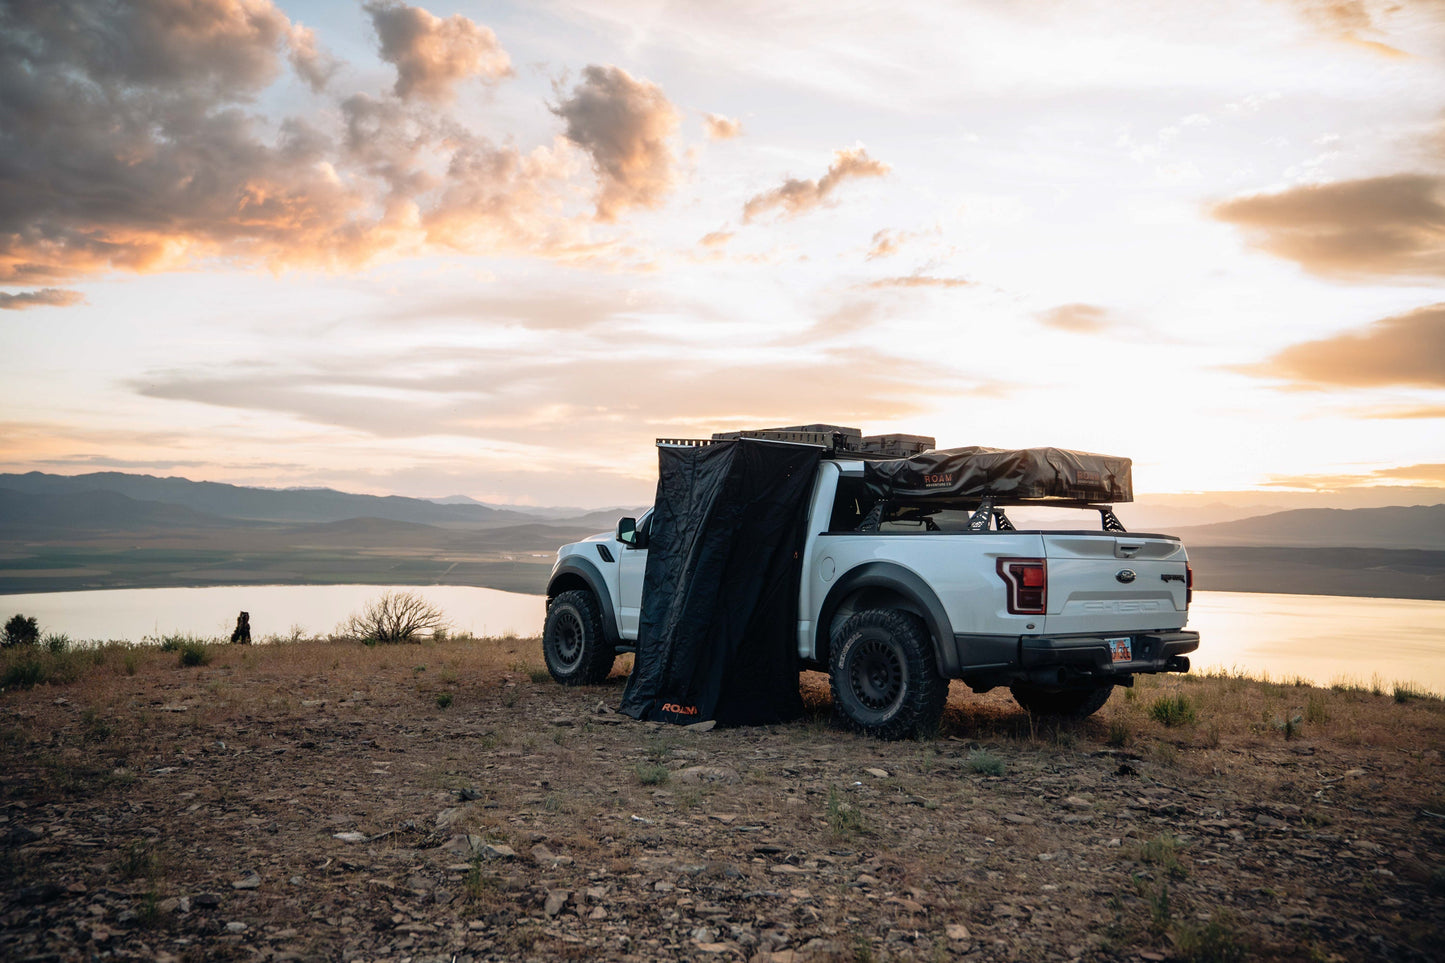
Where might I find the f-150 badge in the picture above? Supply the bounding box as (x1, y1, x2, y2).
(1115, 569, 1137, 584)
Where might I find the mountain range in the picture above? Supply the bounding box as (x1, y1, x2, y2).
(0, 471, 640, 529)
(0, 471, 1441, 598)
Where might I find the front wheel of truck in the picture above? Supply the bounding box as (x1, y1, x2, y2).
(830, 609, 948, 740)
(1009, 682, 1113, 718)
(543, 589, 615, 685)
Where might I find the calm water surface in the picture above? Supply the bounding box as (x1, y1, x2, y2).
(3, 586, 1441, 694)
(1, 584, 544, 642)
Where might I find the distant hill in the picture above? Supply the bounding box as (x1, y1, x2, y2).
(0, 488, 243, 533)
(427, 494, 647, 523)
(0, 471, 537, 528)
(1173, 504, 1445, 551)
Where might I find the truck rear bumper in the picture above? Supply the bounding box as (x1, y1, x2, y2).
(949, 630, 1199, 691)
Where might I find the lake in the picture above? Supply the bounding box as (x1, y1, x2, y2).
(2, 586, 1440, 695)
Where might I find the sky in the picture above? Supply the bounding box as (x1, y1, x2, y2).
(1, 0, 1443, 509)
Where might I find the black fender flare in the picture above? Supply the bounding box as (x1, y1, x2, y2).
(818, 561, 959, 677)
(546, 557, 620, 646)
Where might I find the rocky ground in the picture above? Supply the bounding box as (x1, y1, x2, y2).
(2, 637, 1442, 962)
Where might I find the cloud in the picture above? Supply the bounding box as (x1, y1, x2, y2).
(1249, 304, 1445, 388)
(862, 274, 969, 290)
(1355, 404, 1445, 420)
(742, 147, 890, 223)
(132, 346, 947, 446)
(0, 288, 85, 310)
(552, 65, 681, 221)
(1284, 0, 1410, 58)
(1037, 303, 1115, 333)
(703, 113, 743, 140)
(364, 0, 511, 102)
(1264, 463, 1445, 490)
(699, 231, 734, 248)
(866, 229, 906, 260)
(287, 23, 339, 92)
(1211, 174, 1445, 279)
(0, 1, 617, 284)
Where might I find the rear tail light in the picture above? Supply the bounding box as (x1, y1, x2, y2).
(997, 558, 1047, 615)
(1186, 564, 1193, 606)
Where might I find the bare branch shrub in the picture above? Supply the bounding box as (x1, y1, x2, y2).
(338, 591, 449, 645)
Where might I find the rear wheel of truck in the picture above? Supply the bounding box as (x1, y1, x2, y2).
(543, 590, 615, 686)
(830, 609, 948, 740)
(1009, 682, 1113, 718)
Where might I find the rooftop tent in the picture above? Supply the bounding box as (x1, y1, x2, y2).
(864, 446, 1132, 504)
(620, 438, 823, 726)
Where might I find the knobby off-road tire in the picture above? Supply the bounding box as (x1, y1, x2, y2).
(543, 590, 615, 686)
(829, 609, 948, 741)
(1009, 682, 1113, 718)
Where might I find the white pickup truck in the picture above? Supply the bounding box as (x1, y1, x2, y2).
(543, 443, 1198, 739)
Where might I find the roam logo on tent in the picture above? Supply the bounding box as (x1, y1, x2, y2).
(661, 703, 699, 717)
(924, 472, 954, 487)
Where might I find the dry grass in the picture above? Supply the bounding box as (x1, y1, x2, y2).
(2, 638, 1440, 963)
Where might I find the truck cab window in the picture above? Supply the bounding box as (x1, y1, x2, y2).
(829, 477, 876, 532)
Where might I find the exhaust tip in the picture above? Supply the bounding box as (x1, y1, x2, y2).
(1167, 656, 1191, 674)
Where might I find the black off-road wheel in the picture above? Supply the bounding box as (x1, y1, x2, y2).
(829, 609, 948, 740)
(1009, 682, 1113, 718)
(543, 590, 615, 686)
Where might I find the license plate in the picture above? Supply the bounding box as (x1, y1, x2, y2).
(1106, 637, 1132, 663)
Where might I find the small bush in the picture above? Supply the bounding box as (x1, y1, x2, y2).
(1, 648, 87, 689)
(177, 641, 211, 667)
(43, 633, 70, 654)
(2, 656, 46, 689)
(1149, 693, 1197, 727)
(966, 749, 1005, 776)
(634, 761, 670, 786)
(1139, 832, 1188, 879)
(3, 614, 39, 648)
(154, 634, 202, 652)
(1393, 681, 1436, 703)
(113, 840, 159, 880)
(435, 692, 453, 709)
(1171, 911, 1248, 963)
(1304, 694, 1329, 724)
(1107, 719, 1131, 747)
(826, 787, 867, 839)
(338, 591, 449, 644)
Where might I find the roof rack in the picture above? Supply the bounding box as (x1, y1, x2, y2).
(656, 425, 938, 458)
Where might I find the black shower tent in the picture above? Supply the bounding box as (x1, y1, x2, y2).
(619, 438, 822, 727)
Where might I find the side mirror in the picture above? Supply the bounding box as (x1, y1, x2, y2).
(617, 517, 638, 546)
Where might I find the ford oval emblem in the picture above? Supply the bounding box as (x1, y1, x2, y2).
(1116, 569, 1137, 584)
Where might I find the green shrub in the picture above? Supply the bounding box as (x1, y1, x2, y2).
(1149, 693, 1197, 727)
(1171, 911, 1248, 963)
(177, 641, 211, 667)
(826, 787, 867, 839)
(435, 692, 454, 709)
(1393, 681, 1436, 703)
(966, 749, 1005, 776)
(2, 655, 46, 689)
(43, 633, 70, 654)
(1139, 832, 1188, 878)
(3, 614, 39, 648)
(634, 761, 670, 785)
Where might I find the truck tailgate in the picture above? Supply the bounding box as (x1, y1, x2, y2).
(1040, 534, 1189, 635)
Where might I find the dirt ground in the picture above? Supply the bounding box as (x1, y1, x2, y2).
(2, 637, 1442, 962)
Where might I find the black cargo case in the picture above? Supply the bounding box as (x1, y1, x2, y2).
(620, 439, 823, 727)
